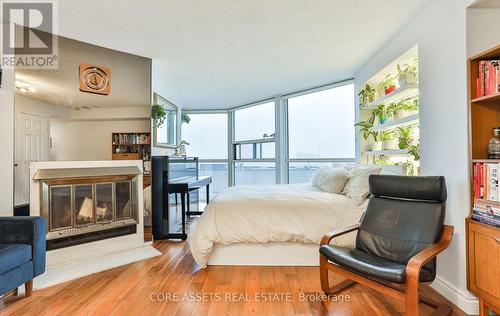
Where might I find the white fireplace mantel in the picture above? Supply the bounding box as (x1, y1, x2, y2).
(29, 160, 160, 290)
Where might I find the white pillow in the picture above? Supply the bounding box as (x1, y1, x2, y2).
(311, 166, 350, 194)
(342, 166, 381, 205)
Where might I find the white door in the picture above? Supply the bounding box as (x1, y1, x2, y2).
(15, 113, 47, 205)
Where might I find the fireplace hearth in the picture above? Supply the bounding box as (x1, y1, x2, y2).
(33, 167, 141, 250)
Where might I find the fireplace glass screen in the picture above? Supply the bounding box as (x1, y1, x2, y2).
(74, 184, 93, 226)
(116, 181, 131, 219)
(96, 183, 113, 222)
(50, 186, 72, 230)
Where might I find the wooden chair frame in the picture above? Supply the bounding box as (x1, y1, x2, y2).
(319, 224, 454, 316)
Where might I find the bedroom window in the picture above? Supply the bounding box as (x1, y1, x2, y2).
(232, 101, 276, 185)
(183, 113, 228, 201)
(286, 83, 355, 183)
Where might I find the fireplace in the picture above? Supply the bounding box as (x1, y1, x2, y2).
(33, 167, 141, 250)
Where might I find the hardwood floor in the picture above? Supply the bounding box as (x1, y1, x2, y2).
(0, 239, 467, 316)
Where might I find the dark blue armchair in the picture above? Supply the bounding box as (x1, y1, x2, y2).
(0, 217, 46, 297)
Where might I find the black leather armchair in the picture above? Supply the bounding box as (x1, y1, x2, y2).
(319, 175, 454, 316)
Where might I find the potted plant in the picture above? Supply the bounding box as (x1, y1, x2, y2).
(396, 160, 416, 176)
(354, 118, 381, 151)
(152, 104, 167, 128)
(181, 113, 191, 124)
(380, 131, 398, 150)
(397, 58, 418, 86)
(379, 74, 396, 95)
(358, 84, 376, 108)
(393, 98, 419, 119)
(372, 137, 383, 151)
(408, 143, 420, 161)
(396, 126, 414, 149)
(372, 104, 394, 124)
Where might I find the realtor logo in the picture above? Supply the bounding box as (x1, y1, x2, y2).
(1, 0, 58, 69)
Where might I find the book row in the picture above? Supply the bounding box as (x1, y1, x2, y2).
(477, 60, 500, 97)
(112, 133, 151, 145)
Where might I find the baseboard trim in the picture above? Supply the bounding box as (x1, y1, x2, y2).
(431, 276, 478, 315)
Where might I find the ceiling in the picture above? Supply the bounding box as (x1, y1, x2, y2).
(16, 35, 151, 109)
(53, 1, 429, 109)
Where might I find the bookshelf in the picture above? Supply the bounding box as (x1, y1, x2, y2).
(111, 132, 151, 187)
(467, 44, 500, 316)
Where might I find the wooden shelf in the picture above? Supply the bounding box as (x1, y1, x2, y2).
(472, 159, 500, 163)
(467, 44, 500, 314)
(471, 92, 500, 104)
(371, 114, 419, 132)
(363, 149, 410, 156)
(363, 84, 419, 110)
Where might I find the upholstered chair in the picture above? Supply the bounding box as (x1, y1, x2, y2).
(0, 217, 46, 297)
(319, 175, 453, 316)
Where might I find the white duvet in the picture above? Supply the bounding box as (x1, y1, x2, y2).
(189, 184, 367, 268)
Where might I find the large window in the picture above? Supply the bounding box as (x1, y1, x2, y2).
(184, 113, 227, 159)
(183, 113, 228, 201)
(234, 102, 275, 141)
(233, 101, 276, 185)
(287, 83, 355, 183)
(181, 81, 356, 199)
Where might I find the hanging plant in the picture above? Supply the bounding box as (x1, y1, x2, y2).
(151, 104, 167, 128)
(181, 113, 191, 124)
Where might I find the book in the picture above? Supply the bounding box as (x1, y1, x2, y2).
(487, 163, 499, 201)
(477, 60, 500, 97)
(472, 199, 500, 227)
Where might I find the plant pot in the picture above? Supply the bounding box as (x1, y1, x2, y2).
(404, 73, 417, 85)
(372, 141, 383, 151)
(383, 138, 399, 150)
(394, 110, 419, 119)
(377, 87, 385, 98)
(385, 85, 396, 95)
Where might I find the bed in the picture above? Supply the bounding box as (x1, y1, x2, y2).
(189, 183, 368, 268)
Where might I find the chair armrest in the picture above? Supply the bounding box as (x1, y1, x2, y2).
(320, 223, 360, 246)
(406, 225, 454, 279)
(0, 216, 46, 277)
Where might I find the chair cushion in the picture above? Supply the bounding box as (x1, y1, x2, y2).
(320, 245, 434, 284)
(0, 244, 32, 275)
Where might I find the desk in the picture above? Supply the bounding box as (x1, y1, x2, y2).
(168, 176, 212, 239)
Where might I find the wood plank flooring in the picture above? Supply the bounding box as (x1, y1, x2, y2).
(0, 238, 468, 316)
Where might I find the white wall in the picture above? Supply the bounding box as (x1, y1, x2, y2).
(354, 0, 477, 313)
(151, 59, 180, 157)
(0, 63, 15, 216)
(467, 8, 500, 57)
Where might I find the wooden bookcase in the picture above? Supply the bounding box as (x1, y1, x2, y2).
(111, 132, 151, 188)
(467, 45, 500, 316)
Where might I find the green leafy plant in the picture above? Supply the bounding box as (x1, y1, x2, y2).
(152, 104, 167, 128)
(408, 143, 420, 161)
(372, 104, 393, 124)
(396, 126, 414, 149)
(396, 160, 416, 176)
(379, 131, 394, 141)
(393, 98, 419, 112)
(397, 58, 418, 82)
(379, 74, 396, 91)
(181, 113, 191, 124)
(355, 117, 379, 142)
(358, 84, 376, 107)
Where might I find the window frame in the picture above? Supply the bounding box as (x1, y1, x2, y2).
(181, 78, 355, 188)
(230, 99, 277, 185)
(283, 80, 356, 183)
